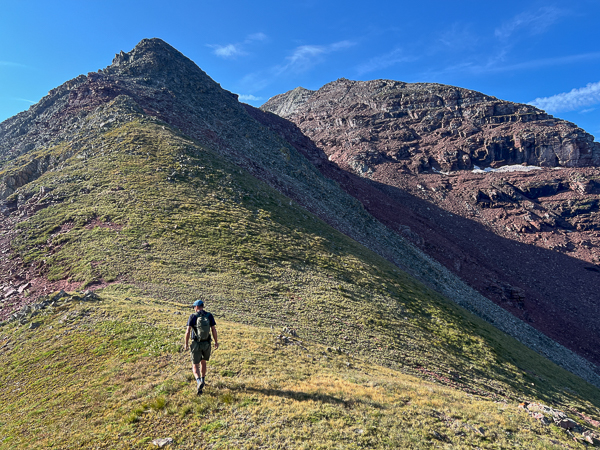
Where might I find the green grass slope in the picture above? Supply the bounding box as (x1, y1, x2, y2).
(0, 294, 597, 449)
(1, 96, 600, 447)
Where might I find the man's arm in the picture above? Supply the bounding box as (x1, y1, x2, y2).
(211, 325, 218, 349)
(184, 326, 192, 351)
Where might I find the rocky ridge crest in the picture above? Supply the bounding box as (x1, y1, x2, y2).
(263, 78, 600, 171)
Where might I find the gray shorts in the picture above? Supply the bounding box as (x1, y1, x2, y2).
(190, 340, 211, 364)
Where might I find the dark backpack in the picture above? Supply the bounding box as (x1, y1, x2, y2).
(193, 312, 211, 342)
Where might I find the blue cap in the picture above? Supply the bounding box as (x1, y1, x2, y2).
(193, 300, 204, 307)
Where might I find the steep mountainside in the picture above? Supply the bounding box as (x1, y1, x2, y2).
(2, 40, 600, 444)
(261, 80, 600, 369)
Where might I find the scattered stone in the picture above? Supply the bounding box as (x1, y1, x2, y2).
(28, 322, 40, 330)
(582, 430, 600, 445)
(151, 437, 174, 448)
(521, 401, 597, 433)
(82, 290, 100, 301)
(51, 290, 68, 302)
(431, 430, 449, 442)
(282, 326, 298, 337)
(465, 424, 485, 436)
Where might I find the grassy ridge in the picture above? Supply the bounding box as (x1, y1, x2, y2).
(3, 98, 600, 436)
(0, 294, 590, 449)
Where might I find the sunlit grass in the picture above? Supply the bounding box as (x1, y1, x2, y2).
(0, 296, 591, 449)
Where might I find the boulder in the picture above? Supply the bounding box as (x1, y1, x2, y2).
(556, 418, 578, 430)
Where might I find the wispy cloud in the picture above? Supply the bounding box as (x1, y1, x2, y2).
(210, 44, 246, 58)
(356, 47, 418, 76)
(491, 52, 600, 72)
(275, 40, 355, 75)
(0, 61, 26, 68)
(438, 23, 479, 51)
(495, 6, 564, 40)
(239, 72, 272, 93)
(529, 81, 600, 113)
(208, 32, 268, 59)
(237, 94, 263, 102)
(0, 96, 36, 106)
(424, 51, 600, 79)
(246, 33, 267, 42)
(240, 40, 355, 93)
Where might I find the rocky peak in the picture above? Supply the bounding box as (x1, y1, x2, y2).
(104, 38, 214, 87)
(110, 38, 179, 67)
(111, 38, 181, 66)
(0, 38, 240, 166)
(109, 38, 187, 70)
(262, 79, 600, 170)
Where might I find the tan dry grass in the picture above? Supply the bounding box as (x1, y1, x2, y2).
(0, 295, 593, 449)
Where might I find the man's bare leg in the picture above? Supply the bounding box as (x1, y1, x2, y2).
(192, 363, 204, 395)
(198, 360, 207, 391)
(192, 363, 201, 380)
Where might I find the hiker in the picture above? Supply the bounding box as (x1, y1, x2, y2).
(184, 299, 218, 395)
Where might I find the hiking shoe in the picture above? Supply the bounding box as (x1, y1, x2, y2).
(196, 384, 203, 396)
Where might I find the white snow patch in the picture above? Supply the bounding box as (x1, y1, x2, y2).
(472, 164, 543, 174)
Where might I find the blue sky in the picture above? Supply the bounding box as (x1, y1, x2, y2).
(1, 0, 600, 139)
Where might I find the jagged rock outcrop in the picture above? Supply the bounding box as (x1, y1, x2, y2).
(262, 78, 600, 172)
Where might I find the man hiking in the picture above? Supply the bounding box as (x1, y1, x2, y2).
(184, 299, 218, 395)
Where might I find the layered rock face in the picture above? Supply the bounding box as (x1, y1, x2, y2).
(263, 79, 600, 172)
(259, 79, 600, 368)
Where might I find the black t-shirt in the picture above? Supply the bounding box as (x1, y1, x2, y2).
(187, 310, 216, 329)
